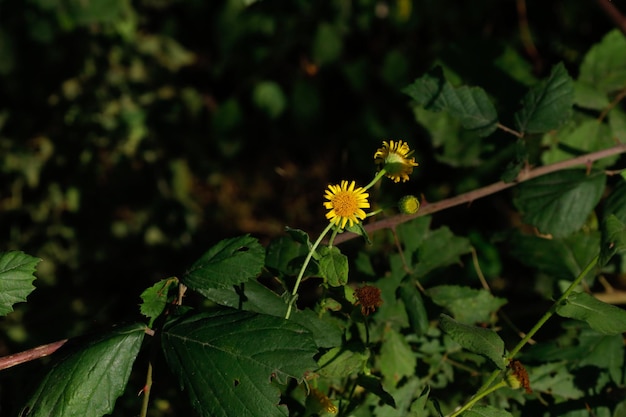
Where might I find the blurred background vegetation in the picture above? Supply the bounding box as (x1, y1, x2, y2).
(0, 0, 622, 415)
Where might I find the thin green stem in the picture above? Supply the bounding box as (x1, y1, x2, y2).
(448, 380, 508, 417)
(507, 254, 598, 360)
(363, 169, 387, 190)
(139, 361, 153, 417)
(285, 222, 334, 319)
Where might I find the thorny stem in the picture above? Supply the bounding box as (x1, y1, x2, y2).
(333, 143, 626, 245)
(285, 222, 334, 319)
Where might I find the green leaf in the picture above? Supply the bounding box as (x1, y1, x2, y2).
(541, 118, 617, 168)
(19, 323, 145, 417)
(355, 375, 396, 408)
(600, 215, 626, 266)
(514, 62, 574, 134)
(463, 405, 514, 417)
(398, 281, 429, 336)
(318, 246, 348, 287)
(0, 251, 40, 316)
(404, 66, 498, 137)
(265, 235, 313, 277)
(427, 285, 506, 324)
(318, 344, 369, 378)
(528, 362, 584, 399)
(253, 81, 286, 119)
(194, 279, 342, 348)
(313, 22, 342, 66)
(557, 292, 626, 335)
(378, 331, 417, 385)
(604, 179, 626, 222)
(182, 235, 264, 294)
(140, 277, 178, 327)
(579, 29, 626, 95)
(439, 314, 506, 369)
(414, 226, 472, 277)
(514, 170, 606, 238)
(162, 309, 317, 417)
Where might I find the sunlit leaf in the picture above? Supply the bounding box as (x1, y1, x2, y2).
(19, 323, 145, 417)
(514, 62, 574, 134)
(182, 235, 264, 294)
(514, 170, 605, 238)
(439, 314, 506, 369)
(578, 29, 626, 95)
(427, 285, 506, 324)
(557, 292, 626, 335)
(404, 66, 498, 137)
(0, 251, 40, 316)
(162, 309, 317, 417)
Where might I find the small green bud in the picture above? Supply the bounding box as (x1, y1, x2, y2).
(398, 195, 420, 214)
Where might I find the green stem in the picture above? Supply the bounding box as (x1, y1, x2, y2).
(285, 222, 334, 319)
(363, 169, 387, 191)
(448, 380, 508, 417)
(139, 361, 153, 417)
(507, 254, 598, 360)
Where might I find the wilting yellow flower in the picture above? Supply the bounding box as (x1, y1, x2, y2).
(398, 195, 420, 214)
(323, 180, 370, 229)
(374, 140, 419, 183)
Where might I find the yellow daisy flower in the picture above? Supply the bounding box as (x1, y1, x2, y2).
(323, 180, 370, 229)
(374, 140, 419, 183)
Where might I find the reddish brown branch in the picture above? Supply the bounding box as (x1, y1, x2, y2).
(0, 339, 67, 371)
(333, 143, 626, 245)
(596, 0, 626, 36)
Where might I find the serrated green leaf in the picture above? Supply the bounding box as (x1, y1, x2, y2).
(600, 215, 626, 266)
(20, 323, 145, 417)
(398, 281, 429, 336)
(463, 405, 514, 417)
(0, 251, 41, 316)
(162, 309, 317, 417)
(414, 226, 471, 277)
(182, 235, 264, 294)
(404, 66, 498, 137)
(514, 170, 606, 238)
(140, 277, 178, 327)
(379, 331, 416, 385)
(514, 62, 574, 134)
(427, 285, 506, 324)
(579, 29, 626, 95)
(557, 291, 626, 335)
(196, 279, 342, 348)
(528, 362, 584, 399)
(439, 314, 506, 369)
(318, 246, 348, 287)
(318, 344, 369, 378)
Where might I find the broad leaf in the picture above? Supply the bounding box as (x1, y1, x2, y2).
(318, 246, 348, 286)
(414, 226, 472, 277)
(439, 314, 506, 369)
(161, 309, 317, 417)
(404, 66, 498, 137)
(317, 344, 369, 378)
(0, 251, 41, 316)
(398, 281, 429, 336)
(603, 178, 626, 222)
(183, 235, 264, 294)
(427, 285, 506, 324)
(265, 235, 313, 277)
(557, 292, 626, 335)
(378, 331, 416, 385)
(199, 279, 342, 348)
(463, 405, 514, 417)
(20, 323, 145, 417)
(514, 169, 605, 238)
(514, 62, 574, 134)
(578, 29, 626, 95)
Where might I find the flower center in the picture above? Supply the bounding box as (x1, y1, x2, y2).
(332, 192, 359, 217)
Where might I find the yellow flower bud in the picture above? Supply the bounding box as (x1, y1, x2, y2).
(398, 195, 420, 214)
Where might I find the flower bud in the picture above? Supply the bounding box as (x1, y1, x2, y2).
(398, 195, 420, 214)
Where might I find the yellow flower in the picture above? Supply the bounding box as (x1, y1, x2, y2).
(323, 180, 370, 229)
(374, 140, 419, 183)
(398, 195, 420, 214)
